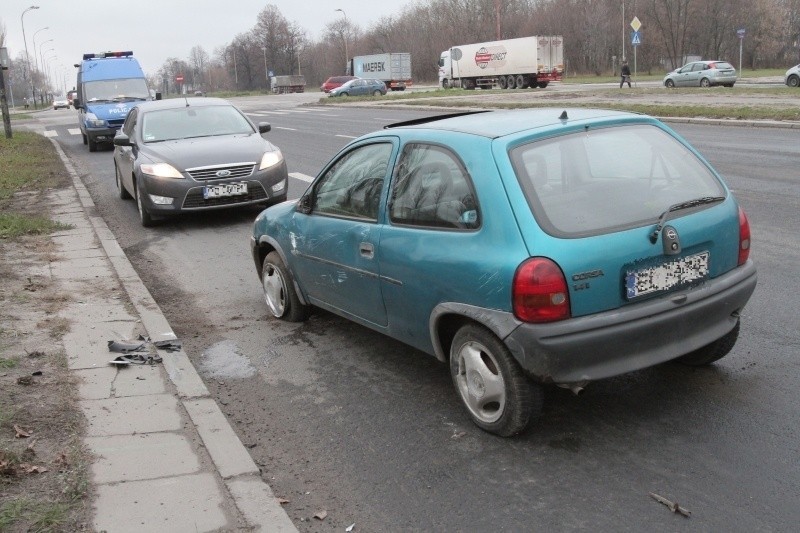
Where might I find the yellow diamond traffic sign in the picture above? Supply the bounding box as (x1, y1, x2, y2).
(630, 16, 642, 32)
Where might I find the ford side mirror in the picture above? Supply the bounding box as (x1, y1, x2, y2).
(155, 92, 162, 101)
(258, 122, 271, 134)
(113, 133, 133, 147)
(73, 98, 81, 109)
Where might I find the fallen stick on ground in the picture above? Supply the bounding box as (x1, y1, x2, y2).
(649, 492, 691, 518)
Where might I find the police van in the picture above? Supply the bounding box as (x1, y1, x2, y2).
(73, 51, 157, 152)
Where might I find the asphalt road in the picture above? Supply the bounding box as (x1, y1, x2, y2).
(37, 96, 800, 532)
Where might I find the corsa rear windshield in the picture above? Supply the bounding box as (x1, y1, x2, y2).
(509, 124, 725, 238)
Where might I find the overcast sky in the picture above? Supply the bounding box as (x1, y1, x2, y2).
(3, 0, 409, 86)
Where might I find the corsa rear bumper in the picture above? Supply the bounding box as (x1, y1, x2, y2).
(503, 260, 757, 383)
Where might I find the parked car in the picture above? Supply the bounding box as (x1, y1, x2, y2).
(663, 60, 737, 87)
(785, 64, 800, 87)
(250, 108, 757, 437)
(113, 97, 288, 227)
(53, 98, 70, 110)
(329, 78, 387, 97)
(320, 75, 358, 93)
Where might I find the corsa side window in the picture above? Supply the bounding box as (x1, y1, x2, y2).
(390, 144, 480, 229)
(313, 143, 392, 221)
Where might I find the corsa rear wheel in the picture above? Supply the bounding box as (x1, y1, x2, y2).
(676, 322, 740, 366)
(450, 324, 542, 437)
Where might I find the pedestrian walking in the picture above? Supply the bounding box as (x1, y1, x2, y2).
(620, 61, 632, 88)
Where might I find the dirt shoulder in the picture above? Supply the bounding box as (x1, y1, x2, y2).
(0, 137, 92, 531)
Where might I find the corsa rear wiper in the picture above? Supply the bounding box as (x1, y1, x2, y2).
(650, 196, 725, 243)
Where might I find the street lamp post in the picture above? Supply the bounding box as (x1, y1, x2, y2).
(32, 26, 49, 78)
(42, 50, 56, 103)
(335, 8, 348, 73)
(38, 39, 54, 103)
(40, 44, 54, 104)
(39, 42, 54, 79)
(262, 47, 268, 89)
(20, 5, 40, 108)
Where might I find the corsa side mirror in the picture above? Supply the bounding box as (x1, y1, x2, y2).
(296, 193, 312, 214)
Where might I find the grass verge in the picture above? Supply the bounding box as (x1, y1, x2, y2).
(319, 85, 800, 122)
(0, 130, 91, 532)
(0, 131, 73, 238)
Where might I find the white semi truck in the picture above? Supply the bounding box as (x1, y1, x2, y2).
(438, 36, 563, 90)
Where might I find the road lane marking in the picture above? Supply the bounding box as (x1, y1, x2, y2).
(289, 172, 314, 183)
(335, 134, 358, 139)
(275, 126, 297, 131)
(68, 128, 81, 135)
(43, 130, 58, 138)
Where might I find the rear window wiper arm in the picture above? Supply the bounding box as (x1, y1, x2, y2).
(650, 196, 725, 243)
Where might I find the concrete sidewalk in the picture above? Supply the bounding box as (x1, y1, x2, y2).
(47, 140, 297, 532)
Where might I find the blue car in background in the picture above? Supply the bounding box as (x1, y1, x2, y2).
(251, 109, 757, 437)
(328, 78, 387, 97)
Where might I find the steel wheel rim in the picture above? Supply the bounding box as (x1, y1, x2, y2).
(262, 262, 287, 317)
(454, 340, 506, 423)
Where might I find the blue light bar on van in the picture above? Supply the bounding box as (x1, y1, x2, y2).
(82, 51, 134, 60)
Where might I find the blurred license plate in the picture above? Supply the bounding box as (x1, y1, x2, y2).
(204, 182, 247, 199)
(625, 251, 709, 299)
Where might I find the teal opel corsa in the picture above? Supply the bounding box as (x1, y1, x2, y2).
(250, 109, 757, 437)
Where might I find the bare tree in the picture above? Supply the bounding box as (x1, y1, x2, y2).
(189, 46, 209, 90)
(643, 0, 695, 69)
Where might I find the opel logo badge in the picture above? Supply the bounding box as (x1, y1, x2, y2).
(666, 228, 677, 240)
(216, 170, 231, 178)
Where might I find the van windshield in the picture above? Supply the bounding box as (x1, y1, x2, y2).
(85, 78, 150, 102)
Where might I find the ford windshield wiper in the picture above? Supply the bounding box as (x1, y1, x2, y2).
(649, 196, 725, 243)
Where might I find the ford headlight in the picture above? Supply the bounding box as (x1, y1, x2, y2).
(259, 150, 283, 170)
(140, 163, 184, 179)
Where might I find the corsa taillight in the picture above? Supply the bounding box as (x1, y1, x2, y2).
(513, 257, 570, 323)
(738, 207, 751, 266)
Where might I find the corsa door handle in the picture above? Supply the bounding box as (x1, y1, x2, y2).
(359, 242, 374, 259)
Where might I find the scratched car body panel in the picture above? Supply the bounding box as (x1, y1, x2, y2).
(251, 108, 757, 436)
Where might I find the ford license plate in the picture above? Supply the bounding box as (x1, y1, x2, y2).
(625, 251, 709, 299)
(203, 182, 247, 199)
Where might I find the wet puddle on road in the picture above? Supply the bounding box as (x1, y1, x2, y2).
(200, 339, 256, 379)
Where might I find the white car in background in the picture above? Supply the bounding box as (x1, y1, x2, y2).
(785, 64, 800, 87)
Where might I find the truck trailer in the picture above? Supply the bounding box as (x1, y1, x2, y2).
(347, 53, 412, 91)
(438, 36, 563, 90)
(270, 75, 306, 94)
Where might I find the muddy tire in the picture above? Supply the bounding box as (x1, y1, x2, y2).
(261, 252, 310, 322)
(450, 324, 542, 437)
(676, 322, 740, 366)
